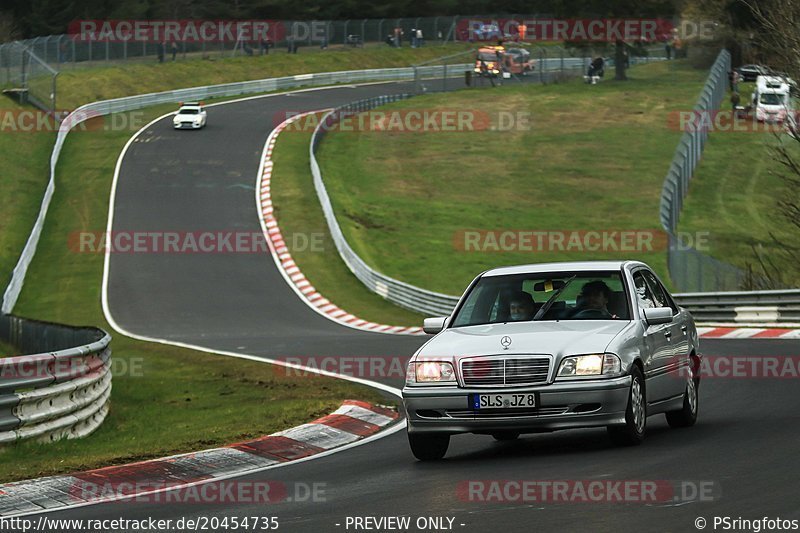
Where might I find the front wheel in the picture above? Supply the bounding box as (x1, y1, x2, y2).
(607, 366, 646, 446)
(408, 433, 450, 461)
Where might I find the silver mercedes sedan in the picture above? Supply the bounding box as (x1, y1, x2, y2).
(402, 261, 700, 461)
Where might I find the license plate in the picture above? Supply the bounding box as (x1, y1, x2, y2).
(473, 393, 536, 410)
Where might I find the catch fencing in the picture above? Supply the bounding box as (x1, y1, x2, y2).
(657, 48, 774, 292)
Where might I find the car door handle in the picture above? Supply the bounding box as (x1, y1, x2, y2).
(681, 325, 688, 332)
(664, 331, 672, 338)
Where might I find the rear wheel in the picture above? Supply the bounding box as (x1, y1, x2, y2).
(666, 369, 698, 428)
(607, 366, 646, 446)
(408, 433, 450, 461)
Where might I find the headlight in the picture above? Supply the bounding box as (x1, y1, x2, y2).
(557, 354, 621, 378)
(406, 361, 456, 385)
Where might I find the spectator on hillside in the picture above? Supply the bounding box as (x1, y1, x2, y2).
(416, 28, 424, 46)
(410, 27, 417, 47)
(171, 41, 178, 61)
(157, 40, 165, 63)
(731, 91, 741, 112)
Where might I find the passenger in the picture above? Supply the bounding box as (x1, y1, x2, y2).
(574, 281, 614, 318)
(508, 291, 536, 322)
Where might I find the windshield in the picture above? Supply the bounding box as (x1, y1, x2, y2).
(759, 93, 785, 105)
(178, 108, 200, 114)
(478, 51, 501, 61)
(451, 271, 630, 327)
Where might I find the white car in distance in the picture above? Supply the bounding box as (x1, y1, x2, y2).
(173, 102, 207, 129)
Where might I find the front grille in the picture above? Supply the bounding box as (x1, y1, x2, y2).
(461, 356, 551, 387)
(446, 406, 568, 419)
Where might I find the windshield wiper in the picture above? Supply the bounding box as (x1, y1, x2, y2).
(532, 275, 576, 321)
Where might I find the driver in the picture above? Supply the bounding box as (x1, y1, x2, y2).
(574, 281, 615, 319)
(508, 291, 535, 322)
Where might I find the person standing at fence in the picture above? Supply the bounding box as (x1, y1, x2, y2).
(171, 41, 178, 61)
(59, 40, 68, 63)
(410, 28, 417, 48)
(416, 28, 423, 46)
(157, 40, 165, 63)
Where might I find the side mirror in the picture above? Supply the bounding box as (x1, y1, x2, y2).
(643, 307, 673, 326)
(423, 316, 447, 335)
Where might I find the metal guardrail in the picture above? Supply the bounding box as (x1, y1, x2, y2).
(674, 290, 800, 323)
(1, 63, 472, 315)
(0, 314, 112, 444)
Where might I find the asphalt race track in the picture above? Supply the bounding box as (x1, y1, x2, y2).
(26, 82, 800, 532)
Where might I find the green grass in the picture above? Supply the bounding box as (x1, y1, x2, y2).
(270, 116, 425, 327)
(0, 340, 17, 356)
(316, 60, 711, 295)
(678, 81, 800, 286)
(0, 104, 387, 483)
(55, 43, 476, 109)
(0, 100, 55, 295)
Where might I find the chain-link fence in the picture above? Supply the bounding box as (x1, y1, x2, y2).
(0, 42, 58, 113)
(658, 49, 779, 292)
(0, 15, 677, 71)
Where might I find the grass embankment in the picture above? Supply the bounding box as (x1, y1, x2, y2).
(0, 101, 55, 296)
(678, 80, 800, 286)
(270, 116, 425, 327)
(0, 104, 385, 483)
(55, 43, 474, 109)
(316, 60, 710, 295)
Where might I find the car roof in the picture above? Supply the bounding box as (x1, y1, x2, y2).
(179, 103, 202, 108)
(483, 260, 640, 277)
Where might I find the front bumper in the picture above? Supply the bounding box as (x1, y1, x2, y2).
(174, 121, 203, 129)
(402, 375, 631, 435)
